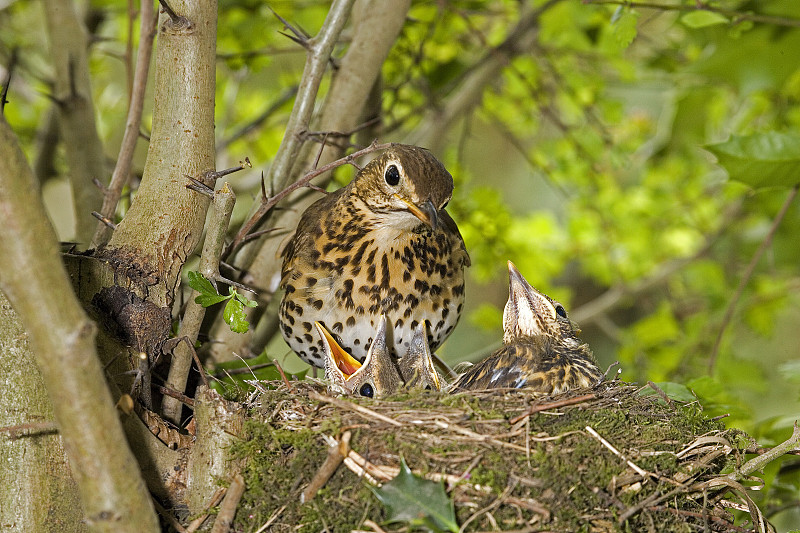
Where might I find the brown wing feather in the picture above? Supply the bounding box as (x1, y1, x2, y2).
(452, 337, 601, 394)
(280, 188, 346, 287)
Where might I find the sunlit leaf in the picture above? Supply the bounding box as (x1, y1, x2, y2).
(680, 11, 729, 29)
(370, 458, 458, 533)
(611, 9, 639, 49)
(706, 132, 800, 188)
(195, 292, 230, 307)
(224, 297, 250, 334)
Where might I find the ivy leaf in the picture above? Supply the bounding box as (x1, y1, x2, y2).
(223, 296, 250, 333)
(370, 458, 458, 533)
(706, 132, 800, 188)
(681, 11, 728, 29)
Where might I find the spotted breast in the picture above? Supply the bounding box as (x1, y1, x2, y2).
(279, 144, 470, 368)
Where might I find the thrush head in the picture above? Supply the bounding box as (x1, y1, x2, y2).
(351, 144, 454, 231)
(316, 315, 403, 398)
(503, 261, 578, 346)
(398, 321, 442, 391)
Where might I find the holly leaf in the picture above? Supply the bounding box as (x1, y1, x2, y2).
(706, 132, 800, 188)
(370, 458, 458, 533)
(223, 296, 250, 333)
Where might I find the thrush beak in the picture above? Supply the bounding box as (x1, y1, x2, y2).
(315, 322, 362, 378)
(394, 195, 440, 230)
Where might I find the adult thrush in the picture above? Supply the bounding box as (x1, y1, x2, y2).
(451, 261, 602, 394)
(280, 144, 470, 368)
(316, 315, 441, 398)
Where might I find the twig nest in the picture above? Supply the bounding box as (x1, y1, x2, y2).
(230, 380, 770, 532)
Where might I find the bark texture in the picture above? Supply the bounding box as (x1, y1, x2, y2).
(0, 292, 86, 533)
(0, 117, 159, 533)
(105, 0, 218, 310)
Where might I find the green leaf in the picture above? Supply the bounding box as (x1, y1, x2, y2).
(234, 291, 258, 308)
(187, 271, 217, 295)
(611, 9, 639, 49)
(680, 11, 729, 29)
(195, 293, 230, 307)
(223, 297, 250, 333)
(706, 132, 800, 188)
(639, 382, 697, 403)
(370, 458, 458, 533)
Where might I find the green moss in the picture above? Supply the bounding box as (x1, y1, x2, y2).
(229, 381, 757, 532)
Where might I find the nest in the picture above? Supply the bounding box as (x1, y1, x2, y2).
(229, 379, 773, 532)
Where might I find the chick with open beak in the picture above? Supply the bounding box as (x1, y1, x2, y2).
(317, 315, 442, 398)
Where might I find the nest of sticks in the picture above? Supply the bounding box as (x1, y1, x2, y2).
(226, 379, 776, 532)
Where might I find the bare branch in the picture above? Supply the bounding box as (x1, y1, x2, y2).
(43, 0, 106, 243)
(583, 0, 800, 28)
(708, 185, 799, 373)
(92, 0, 158, 247)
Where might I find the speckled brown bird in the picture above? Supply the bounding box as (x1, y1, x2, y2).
(451, 261, 602, 394)
(280, 144, 470, 368)
(316, 315, 441, 398)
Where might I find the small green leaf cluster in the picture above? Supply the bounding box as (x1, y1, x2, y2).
(187, 271, 257, 334)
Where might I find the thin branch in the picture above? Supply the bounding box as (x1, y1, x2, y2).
(217, 87, 297, 151)
(309, 391, 403, 427)
(210, 474, 246, 533)
(92, 0, 158, 247)
(583, 0, 800, 28)
(226, 140, 391, 257)
(1, 48, 17, 113)
(509, 393, 597, 424)
(727, 423, 800, 482)
(301, 431, 350, 503)
(570, 203, 741, 326)
(585, 425, 651, 479)
(708, 185, 798, 374)
(265, 0, 355, 193)
(163, 183, 236, 423)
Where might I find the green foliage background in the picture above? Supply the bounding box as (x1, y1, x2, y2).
(2, 0, 799, 528)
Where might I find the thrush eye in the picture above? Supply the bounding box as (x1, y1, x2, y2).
(555, 305, 567, 319)
(359, 383, 374, 398)
(441, 200, 449, 208)
(385, 164, 400, 186)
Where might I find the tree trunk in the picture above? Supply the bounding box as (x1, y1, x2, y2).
(0, 117, 159, 533)
(0, 292, 86, 533)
